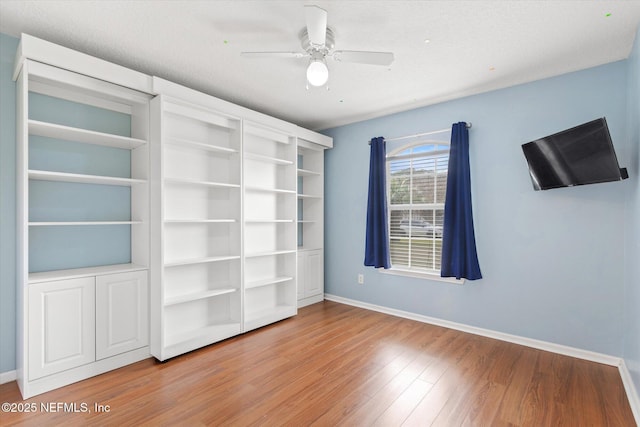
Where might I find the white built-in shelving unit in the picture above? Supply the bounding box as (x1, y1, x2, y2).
(13, 34, 333, 396)
(14, 35, 153, 398)
(150, 95, 242, 361)
(243, 122, 298, 331)
(296, 136, 331, 307)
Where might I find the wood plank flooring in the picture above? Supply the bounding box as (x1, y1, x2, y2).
(0, 301, 635, 426)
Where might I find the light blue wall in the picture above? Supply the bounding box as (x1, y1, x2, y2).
(323, 60, 631, 356)
(0, 33, 18, 374)
(624, 25, 640, 397)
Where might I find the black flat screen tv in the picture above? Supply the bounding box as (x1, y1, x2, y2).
(521, 117, 628, 191)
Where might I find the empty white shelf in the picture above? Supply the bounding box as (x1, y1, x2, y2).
(244, 125, 290, 144)
(164, 255, 241, 268)
(164, 177, 240, 188)
(164, 219, 236, 224)
(245, 219, 295, 223)
(245, 249, 296, 258)
(245, 276, 293, 290)
(244, 305, 296, 331)
(244, 152, 294, 165)
(164, 288, 237, 307)
(297, 168, 321, 176)
(163, 322, 241, 353)
(165, 136, 238, 154)
(29, 169, 146, 187)
(29, 221, 141, 226)
(164, 101, 238, 130)
(29, 120, 147, 150)
(245, 186, 296, 194)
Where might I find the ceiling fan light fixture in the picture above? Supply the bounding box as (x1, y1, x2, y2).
(241, 6, 394, 88)
(306, 58, 329, 86)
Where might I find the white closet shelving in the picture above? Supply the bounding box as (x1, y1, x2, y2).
(296, 136, 331, 307)
(297, 142, 324, 251)
(150, 95, 243, 361)
(15, 37, 152, 398)
(243, 122, 298, 331)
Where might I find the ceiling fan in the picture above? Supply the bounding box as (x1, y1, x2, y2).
(241, 5, 395, 88)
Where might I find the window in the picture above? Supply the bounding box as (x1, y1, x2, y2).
(387, 141, 449, 274)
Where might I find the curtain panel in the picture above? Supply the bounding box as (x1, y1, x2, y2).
(441, 122, 482, 280)
(364, 136, 391, 269)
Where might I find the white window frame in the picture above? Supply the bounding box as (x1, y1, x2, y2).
(383, 140, 464, 284)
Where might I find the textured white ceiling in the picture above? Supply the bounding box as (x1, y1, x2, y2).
(1, 1, 639, 130)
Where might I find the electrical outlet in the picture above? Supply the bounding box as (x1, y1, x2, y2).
(358, 274, 364, 285)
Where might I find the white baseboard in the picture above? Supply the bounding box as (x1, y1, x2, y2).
(324, 294, 620, 365)
(298, 294, 324, 308)
(324, 294, 640, 425)
(619, 359, 640, 424)
(0, 370, 17, 385)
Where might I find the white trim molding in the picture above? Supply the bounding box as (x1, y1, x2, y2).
(324, 294, 639, 425)
(379, 267, 465, 285)
(619, 359, 640, 423)
(0, 370, 17, 385)
(325, 294, 620, 365)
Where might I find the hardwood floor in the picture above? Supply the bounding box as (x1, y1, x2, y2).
(0, 301, 635, 426)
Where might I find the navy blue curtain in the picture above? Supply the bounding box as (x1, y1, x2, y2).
(441, 123, 482, 280)
(364, 137, 390, 269)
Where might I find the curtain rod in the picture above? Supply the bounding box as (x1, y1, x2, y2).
(368, 122, 472, 145)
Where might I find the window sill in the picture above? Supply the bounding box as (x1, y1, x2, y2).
(378, 267, 465, 285)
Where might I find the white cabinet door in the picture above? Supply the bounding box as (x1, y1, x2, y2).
(305, 250, 323, 297)
(28, 277, 95, 380)
(297, 249, 324, 303)
(96, 271, 149, 360)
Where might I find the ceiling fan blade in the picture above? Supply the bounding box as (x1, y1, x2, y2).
(332, 50, 395, 66)
(305, 5, 327, 46)
(241, 51, 308, 59)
